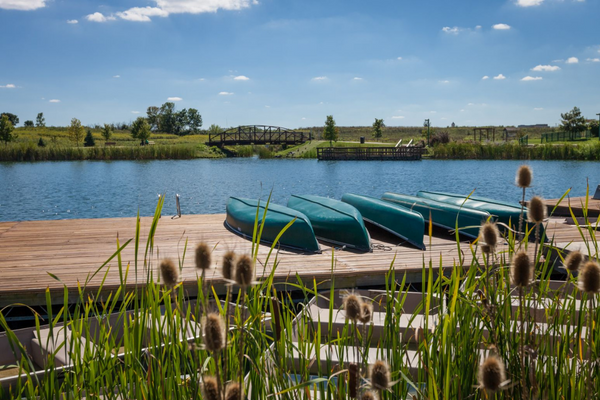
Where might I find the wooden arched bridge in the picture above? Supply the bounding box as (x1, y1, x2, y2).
(207, 125, 310, 146)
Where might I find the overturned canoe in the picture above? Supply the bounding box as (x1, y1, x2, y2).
(341, 193, 426, 250)
(381, 192, 491, 239)
(225, 197, 320, 253)
(287, 195, 371, 252)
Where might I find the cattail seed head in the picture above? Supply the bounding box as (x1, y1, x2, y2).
(159, 258, 178, 287)
(225, 382, 241, 400)
(480, 244, 492, 255)
(527, 196, 546, 224)
(343, 294, 362, 322)
(234, 254, 254, 287)
(370, 360, 390, 390)
(360, 391, 378, 400)
(478, 356, 505, 392)
(516, 165, 532, 188)
(511, 251, 533, 287)
(195, 242, 212, 270)
(479, 222, 499, 250)
(564, 250, 583, 272)
(222, 250, 236, 280)
(359, 302, 373, 324)
(204, 313, 225, 353)
(201, 376, 219, 400)
(578, 261, 600, 295)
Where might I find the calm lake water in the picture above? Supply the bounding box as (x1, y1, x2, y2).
(1, 159, 599, 222)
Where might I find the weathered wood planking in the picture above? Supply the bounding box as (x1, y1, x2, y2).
(0, 214, 590, 307)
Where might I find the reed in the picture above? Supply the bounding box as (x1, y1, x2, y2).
(430, 141, 600, 160)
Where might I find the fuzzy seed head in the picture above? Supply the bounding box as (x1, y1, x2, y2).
(222, 250, 236, 280)
(204, 313, 225, 353)
(225, 382, 241, 400)
(201, 376, 219, 400)
(159, 258, 178, 287)
(360, 391, 379, 400)
(527, 196, 546, 224)
(234, 254, 254, 287)
(564, 251, 583, 272)
(359, 302, 373, 324)
(516, 165, 532, 188)
(511, 251, 533, 287)
(344, 294, 362, 322)
(480, 222, 499, 249)
(579, 261, 600, 295)
(195, 242, 212, 270)
(478, 356, 505, 392)
(370, 360, 390, 390)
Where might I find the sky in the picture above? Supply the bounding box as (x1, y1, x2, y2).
(1, 0, 599, 128)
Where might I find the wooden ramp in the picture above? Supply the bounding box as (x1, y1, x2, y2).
(0, 214, 591, 307)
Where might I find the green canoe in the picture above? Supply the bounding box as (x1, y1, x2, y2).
(381, 192, 491, 239)
(225, 197, 320, 253)
(341, 193, 426, 250)
(287, 195, 372, 252)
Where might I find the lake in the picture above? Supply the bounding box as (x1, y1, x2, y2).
(1, 159, 599, 222)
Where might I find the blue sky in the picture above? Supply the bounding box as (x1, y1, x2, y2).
(1, 0, 599, 128)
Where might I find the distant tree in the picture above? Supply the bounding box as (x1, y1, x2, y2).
(0, 114, 17, 145)
(101, 124, 113, 141)
(24, 120, 34, 128)
(588, 119, 599, 138)
(146, 106, 160, 131)
(159, 102, 177, 134)
(172, 110, 189, 136)
(67, 118, 85, 147)
(131, 117, 151, 144)
(372, 118, 385, 140)
(207, 124, 223, 135)
(1, 113, 19, 127)
(36, 112, 45, 128)
(186, 108, 203, 134)
(560, 107, 587, 136)
(84, 129, 95, 147)
(37, 137, 46, 147)
(323, 115, 338, 147)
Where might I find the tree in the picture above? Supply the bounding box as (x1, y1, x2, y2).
(101, 124, 113, 141)
(323, 115, 338, 147)
(1, 113, 19, 127)
(0, 114, 17, 145)
(67, 118, 85, 147)
(84, 129, 95, 147)
(159, 102, 176, 134)
(146, 106, 160, 131)
(36, 113, 45, 128)
(24, 120, 34, 128)
(131, 117, 151, 144)
(186, 108, 203, 134)
(588, 119, 599, 138)
(560, 107, 587, 137)
(38, 137, 46, 147)
(207, 124, 223, 135)
(372, 118, 385, 140)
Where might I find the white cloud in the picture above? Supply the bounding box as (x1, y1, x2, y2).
(397, 57, 402, 60)
(521, 76, 543, 81)
(516, 0, 544, 6)
(532, 65, 560, 71)
(475, 25, 482, 29)
(67, 19, 78, 24)
(113, 75, 120, 78)
(155, 0, 256, 14)
(430, 111, 437, 114)
(198, 78, 205, 81)
(265, 105, 270, 108)
(460, 109, 465, 112)
(493, 23, 511, 30)
(0, 84, 16, 88)
(534, 107, 544, 111)
(467, 103, 475, 106)
(301, 117, 306, 120)
(586, 58, 600, 62)
(49, 99, 60, 103)
(131, 111, 140, 114)
(311, 76, 328, 81)
(391, 116, 405, 119)
(439, 80, 450, 84)
(493, 74, 506, 80)
(167, 96, 182, 101)
(566, 57, 579, 64)
(0, 0, 45, 10)
(233, 75, 250, 81)
(482, 76, 489, 80)
(116, 7, 168, 22)
(85, 12, 116, 22)
(353, 77, 363, 81)
(219, 91, 234, 95)
(442, 26, 460, 34)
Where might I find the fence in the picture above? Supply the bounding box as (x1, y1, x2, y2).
(541, 130, 592, 143)
(519, 135, 529, 146)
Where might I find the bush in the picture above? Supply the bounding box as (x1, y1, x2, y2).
(37, 137, 46, 147)
(430, 131, 450, 146)
(84, 129, 95, 147)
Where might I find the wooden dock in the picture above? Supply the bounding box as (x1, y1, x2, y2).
(0, 214, 593, 307)
(316, 146, 424, 161)
(534, 195, 600, 217)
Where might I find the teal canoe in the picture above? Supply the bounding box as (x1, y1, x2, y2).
(341, 193, 426, 250)
(381, 192, 491, 239)
(225, 197, 320, 253)
(287, 195, 372, 252)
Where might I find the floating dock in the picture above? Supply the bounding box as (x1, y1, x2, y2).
(316, 146, 424, 161)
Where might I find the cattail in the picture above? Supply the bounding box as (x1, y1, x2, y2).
(234, 254, 254, 287)
(195, 242, 212, 270)
(516, 165, 532, 188)
(344, 294, 362, 322)
(511, 251, 532, 287)
(564, 250, 583, 272)
(359, 302, 373, 324)
(370, 360, 390, 391)
(478, 356, 505, 392)
(480, 244, 492, 255)
(159, 258, 178, 287)
(201, 376, 219, 400)
(204, 313, 225, 353)
(222, 250, 236, 280)
(360, 391, 378, 400)
(225, 382, 241, 400)
(349, 363, 359, 398)
(479, 222, 499, 250)
(527, 196, 546, 224)
(578, 261, 600, 294)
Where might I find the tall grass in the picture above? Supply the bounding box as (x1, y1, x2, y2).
(430, 141, 600, 160)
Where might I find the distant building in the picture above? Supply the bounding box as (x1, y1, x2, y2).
(451, 122, 456, 128)
(503, 127, 519, 140)
(517, 124, 549, 128)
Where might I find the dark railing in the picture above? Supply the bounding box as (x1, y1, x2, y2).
(316, 146, 423, 161)
(519, 135, 529, 146)
(541, 130, 592, 143)
(208, 125, 310, 146)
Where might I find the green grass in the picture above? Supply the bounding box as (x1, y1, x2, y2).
(429, 141, 600, 160)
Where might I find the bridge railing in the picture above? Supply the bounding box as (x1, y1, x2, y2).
(208, 126, 310, 145)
